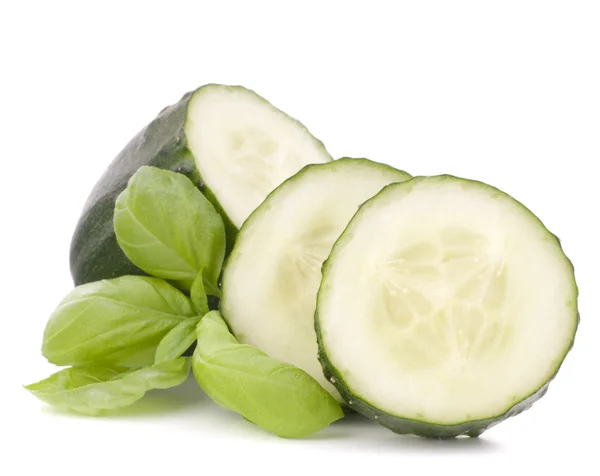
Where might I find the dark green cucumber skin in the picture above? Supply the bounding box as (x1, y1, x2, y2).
(69, 88, 236, 286)
(316, 312, 579, 439)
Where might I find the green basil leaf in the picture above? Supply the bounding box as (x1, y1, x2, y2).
(25, 358, 191, 416)
(155, 317, 201, 364)
(192, 311, 344, 438)
(43, 276, 196, 368)
(114, 166, 226, 293)
(191, 269, 210, 316)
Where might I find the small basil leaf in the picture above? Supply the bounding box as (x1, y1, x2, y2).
(114, 166, 226, 293)
(192, 311, 344, 438)
(25, 358, 191, 416)
(191, 269, 210, 316)
(43, 276, 196, 368)
(155, 318, 201, 364)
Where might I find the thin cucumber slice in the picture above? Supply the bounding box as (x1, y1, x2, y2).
(221, 158, 411, 400)
(316, 175, 579, 438)
(70, 84, 331, 285)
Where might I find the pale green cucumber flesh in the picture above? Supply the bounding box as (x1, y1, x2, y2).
(184, 85, 332, 229)
(316, 175, 579, 437)
(221, 158, 411, 401)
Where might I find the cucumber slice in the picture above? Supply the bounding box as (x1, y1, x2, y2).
(316, 176, 579, 438)
(70, 84, 331, 285)
(184, 87, 331, 228)
(221, 158, 411, 400)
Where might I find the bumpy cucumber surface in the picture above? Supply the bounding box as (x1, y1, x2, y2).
(221, 158, 411, 399)
(316, 176, 578, 437)
(70, 84, 331, 285)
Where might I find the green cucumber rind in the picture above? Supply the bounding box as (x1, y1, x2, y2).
(315, 175, 579, 438)
(70, 90, 199, 285)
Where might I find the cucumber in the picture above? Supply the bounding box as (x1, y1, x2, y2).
(316, 176, 579, 438)
(221, 158, 411, 400)
(70, 84, 332, 285)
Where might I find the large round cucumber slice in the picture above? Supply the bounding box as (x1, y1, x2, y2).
(316, 176, 578, 437)
(70, 84, 331, 285)
(221, 158, 411, 399)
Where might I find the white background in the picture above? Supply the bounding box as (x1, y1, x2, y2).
(2, 1, 599, 474)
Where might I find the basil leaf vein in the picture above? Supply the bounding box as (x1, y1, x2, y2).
(155, 318, 202, 364)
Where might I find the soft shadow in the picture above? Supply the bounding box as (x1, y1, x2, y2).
(300, 412, 502, 453)
(40, 378, 501, 452)
(382, 434, 500, 454)
(42, 375, 205, 419)
(109, 376, 205, 418)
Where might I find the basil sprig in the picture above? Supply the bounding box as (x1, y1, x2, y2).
(28, 168, 343, 437)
